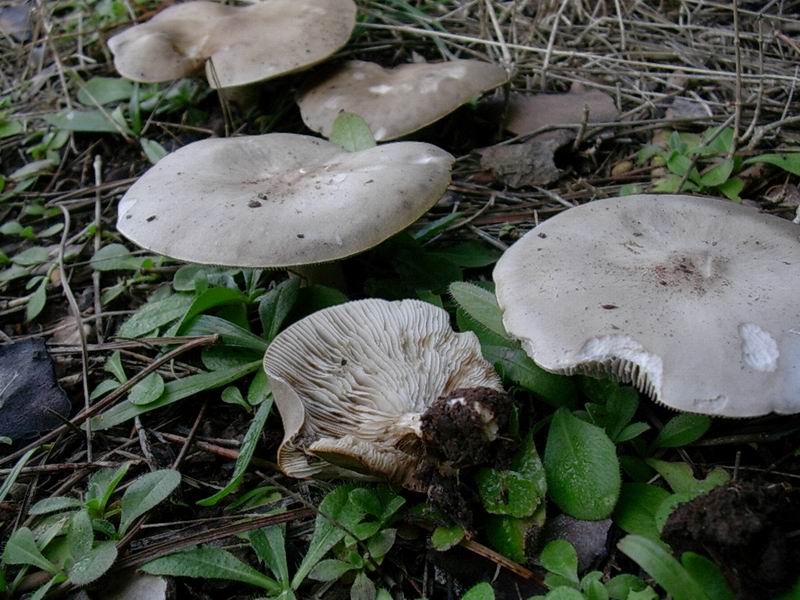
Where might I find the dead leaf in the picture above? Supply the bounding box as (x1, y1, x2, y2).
(505, 86, 618, 136)
(0, 3, 31, 42)
(479, 130, 572, 188)
(666, 96, 712, 119)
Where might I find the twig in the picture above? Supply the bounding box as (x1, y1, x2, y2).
(158, 432, 279, 471)
(727, 0, 742, 161)
(92, 155, 104, 343)
(171, 401, 208, 470)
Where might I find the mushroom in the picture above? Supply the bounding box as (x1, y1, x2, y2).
(493, 194, 800, 417)
(297, 59, 508, 141)
(263, 299, 506, 484)
(505, 85, 618, 136)
(115, 133, 454, 269)
(108, 0, 357, 89)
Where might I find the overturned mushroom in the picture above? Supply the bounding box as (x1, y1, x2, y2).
(493, 194, 800, 417)
(116, 133, 453, 268)
(108, 0, 356, 89)
(297, 59, 508, 141)
(263, 299, 506, 485)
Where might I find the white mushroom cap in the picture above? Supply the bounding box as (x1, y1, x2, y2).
(108, 0, 357, 89)
(263, 299, 503, 483)
(297, 60, 508, 141)
(493, 194, 800, 417)
(505, 88, 618, 135)
(116, 133, 454, 268)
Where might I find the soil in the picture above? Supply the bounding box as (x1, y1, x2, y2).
(661, 480, 800, 599)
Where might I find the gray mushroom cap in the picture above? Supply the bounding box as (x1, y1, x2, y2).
(493, 194, 800, 417)
(116, 133, 454, 268)
(263, 299, 503, 483)
(297, 60, 508, 141)
(108, 0, 356, 89)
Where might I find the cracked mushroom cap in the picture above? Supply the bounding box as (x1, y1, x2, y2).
(297, 59, 508, 141)
(108, 0, 356, 89)
(263, 299, 503, 483)
(493, 194, 800, 417)
(116, 133, 454, 268)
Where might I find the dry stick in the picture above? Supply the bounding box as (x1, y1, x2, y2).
(742, 19, 764, 143)
(56, 205, 93, 462)
(727, 0, 743, 162)
(158, 432, 279, 471)
(484, 0, 512, 68)
(0, 461, 141, 476)
(0, 335, 219, 467)
(539, 0, 570, 90)
(92, 156, 104, 343)
(612, 0, 627, 51)
(171, 401, 208, 470)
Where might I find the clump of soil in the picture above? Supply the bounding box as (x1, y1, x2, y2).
(415, 387, 517, 527)
(661, 480, 800, 599)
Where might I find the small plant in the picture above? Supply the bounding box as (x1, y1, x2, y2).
(1, 465, 180, 597)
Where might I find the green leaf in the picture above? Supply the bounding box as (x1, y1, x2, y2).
(618, 535, 709, 600)
(349, 488, 382, 517)
(412, 212, 462, 241)
(745, 153, 800, 176)
(44, 109, 129, 134)
(605, 574, 648, 600)
(0, 119, 23, 139)
(142, 546, 281, 592)
(540, 540, 579, 585)
(85, 463, 130, 515)
(699, 159, 734, 188)
(351, 572, 376, 600)
(368, 528, 395, 559)
(329, 112, 376, 152)
(247, 370, 270, 406)
(462, 582, 495, 600)
(67, 541, 117, 585)
(2, 528, 60, 574)
(542, 587, 585, 599)
(175, 287, 250, 333)
(431, 525, 465, 551)
(645, 460, 729, 495)
(476, 432, 546, 517)
(249, 525, 290, 584)
(128, 372, 165, 406)
(91, 361, 261, 430)
(140, 138, 168, 164)
(482, 345, 577, 407)
(430, 241, 500, 268)
(292, 485, 367, 589)
(12, 246, 49, 266)
(197, 394, 272, 505)
(0, 448, 37, 503)
(680, 553, 733, 600)
(612, 483, 671, 541)
(29, 496, 83, 516)
(66, 510, 94, 559)
(259, 278, 301, 342)
(651, 414, 710, 449)
(221, 385, 249, 410)
(717, 177, 744, 202)
(308, 558, 355, 582)
(119, 469, 181, 535)
(544, 408, 621, 520)
(666, 152, 692, 177)
(90, 244, 148, 271)
(118, 293, 194, 338)
(484, 506, 545, 564)
(77, 77, 134, 105)
(180, 315, 267, 353)
(449, 282, 510, 340)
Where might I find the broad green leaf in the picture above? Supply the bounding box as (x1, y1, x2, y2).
(90, 244, 149, 271)
(612, 483, 670, 541)
(259, 278, 301, 342)
(249, 525, 289, 584)
(680, 553, 733, 600)
(119, 469, 181, 535)
(746, 153, 800, 176)
(462, 582, 495, 600)
(128, 372, 165, 406)
(431, 525, 465, 551)
(349, 489, 382, 518)
(666, 152, 692, 177)
(430, 241, 500, 268)
(542, 588, 585, 600)
(180, 315, 267, 353)
(292, 485, 367, 589)
(351, 572, 376, 600)
(77, 77, 134, 105)
(90, 361, 261, 430)
(540, 540, 579, 585)
(329, 112, 376, 152)
(197, 394, 273, 505)
(483, 345, 577, 407)
(0, 264, 30, 283)
(544, 408, 621, 520)
(651, 414, 710, 449)
(175, 287, 250, 333)
(476, 432, 546, 517)
(293, 284, 348, 316)
(118, 293, 194, 338)
(605, 574, 648, 600)
(484, 506, 545, 564)
(140, 138, 168, 164)
(12, 246, 49, 266)
(221, 385, 249, 410)
(618, 535, 709, 600)
(66, 510, 94, 559)
(717, 177, 743, 201)
(645, 460, 729, 495)
(0, 119, 23, 138)
(172, 264, 239, 291)
(29, 496, 82, 516)
(0, 448, 37, 503)
(29, 575, 62, 600)
(699, 159, 734, 188)
(368, 528, 396, 559)
(10, 159, 57, 180)
(85, 463, 130, 515)
(2, 528, 60, 574)
(449, 282, 510, 340)
(247, 370, 270, 406)
(654, 493, 695, 533)
(67, 541, 117, 585)
(142, 546, 281, 592)
(412, 212, 462, 241)
(44, 109, 128, 134)
(308, 558, 355, 582)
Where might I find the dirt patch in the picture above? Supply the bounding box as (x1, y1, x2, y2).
(661, 480, 800, 599)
